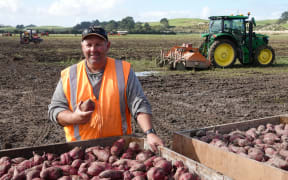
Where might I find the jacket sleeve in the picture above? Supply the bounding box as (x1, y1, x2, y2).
(126, 69, 152, 121)
(48, 78, 70, 125)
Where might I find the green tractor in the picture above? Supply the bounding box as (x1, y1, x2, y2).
(200, 13, 275, 68)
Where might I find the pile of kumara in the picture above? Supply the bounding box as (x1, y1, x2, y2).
(192, 123, 288, 170)
(0, 138, 199, 180)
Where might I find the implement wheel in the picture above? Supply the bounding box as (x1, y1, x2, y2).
(209, 40, 236, 68)
(254, 45, 275, 66)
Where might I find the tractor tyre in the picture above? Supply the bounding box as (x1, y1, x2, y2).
(175, 61, 186, 70)
(209, 39, 237, 68)
(254, 45, 275, 66)
(23, 38, 29, 44)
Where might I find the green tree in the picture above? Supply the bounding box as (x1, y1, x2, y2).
(278, 11, 288, 24)
(160, 18, 169, 28)
(16, 24, 24, 29)
(143, 23, 151, 32)
(119, 16, 135, 31)
(105, 20, 118, 32)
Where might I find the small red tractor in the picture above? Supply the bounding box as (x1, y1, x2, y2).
(20, 29, 43, 44)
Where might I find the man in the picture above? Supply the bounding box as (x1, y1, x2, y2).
(48, 25, 163, 152)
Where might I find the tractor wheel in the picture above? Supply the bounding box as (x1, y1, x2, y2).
(209, 40, 236, 68)
(254, 45, 275, 66)
(174, 61, 186, 70)
(22, 38, 29, 44)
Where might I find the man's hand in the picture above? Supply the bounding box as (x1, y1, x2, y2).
(57, 101, 93, 126)
(72, 101, 94, 124)
(146, 133, 164, 152)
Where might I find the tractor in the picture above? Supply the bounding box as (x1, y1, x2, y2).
(159, 13, 275, 69)
(20, 29, 43, 44)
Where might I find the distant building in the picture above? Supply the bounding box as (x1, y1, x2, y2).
(117, 31, 128, 35)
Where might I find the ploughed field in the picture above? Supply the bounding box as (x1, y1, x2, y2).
(0, 34, 288, 150)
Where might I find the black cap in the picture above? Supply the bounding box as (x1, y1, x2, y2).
(82, 25, 108, 41)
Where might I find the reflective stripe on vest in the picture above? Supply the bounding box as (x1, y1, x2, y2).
(69, 64, 81, 140)
(115, 60, 128, 135)
(62, 58, 131, 141)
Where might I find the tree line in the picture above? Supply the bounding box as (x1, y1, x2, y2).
(71, 16, 173, 34)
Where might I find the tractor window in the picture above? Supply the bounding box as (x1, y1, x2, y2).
(209, 20, 222, 33)
(223, 20, 232, 32)
(231, 19, 245, 34)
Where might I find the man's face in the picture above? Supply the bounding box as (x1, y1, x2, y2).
(81, 36, 110, 66)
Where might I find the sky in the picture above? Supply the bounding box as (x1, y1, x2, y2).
(0, 0, 287, 27)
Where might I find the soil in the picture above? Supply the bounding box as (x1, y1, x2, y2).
(0, 35, 288, 151)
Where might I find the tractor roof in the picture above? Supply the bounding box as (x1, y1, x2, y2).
(209, 15, 248, 20)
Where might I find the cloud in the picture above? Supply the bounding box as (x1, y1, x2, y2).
(46, 0, 123, 16)
(0, 0, 20, 12)
(201, 7, 210, 19)
(138, 10, 195, 21)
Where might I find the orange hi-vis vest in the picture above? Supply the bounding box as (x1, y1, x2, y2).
(61, 57, 132, 142)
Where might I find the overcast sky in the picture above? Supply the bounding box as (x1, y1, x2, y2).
(0, 0, 287, 27)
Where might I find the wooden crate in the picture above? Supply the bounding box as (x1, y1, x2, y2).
(172, 114, 288, 180)
(0, 135, 231, 180)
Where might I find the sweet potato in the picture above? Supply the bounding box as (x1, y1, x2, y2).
(123, 170, 134, 180)
(80, 99, 95, 112)
(131, 171, 146, 178)
(69, 146, 84, 160)
(71, 159, 83, 169)
(92, 148, 110, 162)
(279, 149, 288, 158)
(58, 176, 71, 180)
(26, 169, 40, 180)
(173, 160, 185, 169)
(56, 165, 77, 176)
(32, 152, 44, 166)
(147, 167, 165, 180)
(129, 163, 146, 172)
(132, 176, 146, 180)
(11, 168, 26, 180)
(110, 138, 126, 157)
(40, 166, 62, 179)
(98, 169, 124, 179)
(84, 151, 96, 163)
(264, 147, 277, 157)
(144, 156, 157, 170)
(0, 160, 11, 177)
(0, 157, 10, 164)
(60, 152, 72, 165)
(87, 162, 105, 176)
(248, 148, 265, 161)
(108, 155, 118, 164)
(179, 172, 198, 180)
(121, 152, 134, 159)
(245, 128, 258, 139)
(228, 144, 246, 154)
(0, 173, 12, 180)
(136, 150, 154, 162)
(263, 133, 280, 145)
(11, 157, 25, 164)
(17, 159, 33, 172)
(43, 153, 57, 162)
(154, 160, 172, 175)
(78, 172, 89, 180)
(174, 167, 189, 180)
(128, 142, 141, 154)
(274, 124, 288, 136)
